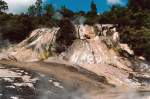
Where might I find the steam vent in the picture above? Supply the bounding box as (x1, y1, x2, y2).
(0, 23, 150, 99)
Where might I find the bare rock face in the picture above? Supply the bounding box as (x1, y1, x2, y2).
(62, 37, 132, 71)
(0, 28, 59, 62)
(0, 23, 149, 87)
(60, 24, 149, 86)
(62, 24, 132, 70)
(76, 25, 96, 39)
(0, 24, 121, 63)
(59, 25, 135, 86)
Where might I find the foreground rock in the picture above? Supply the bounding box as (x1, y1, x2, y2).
(0, 61, 150, 99)
(0, 62, 106, 99)
(0, 60, 113, 99)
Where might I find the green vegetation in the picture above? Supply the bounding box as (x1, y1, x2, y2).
(28, 5, 36, 16)
(0, 0, 150, 60)
(101, 0, 150, 60)
(44, 4, 55, 18)
(35, 0, 42, 16)
(0, 0, 8, 12)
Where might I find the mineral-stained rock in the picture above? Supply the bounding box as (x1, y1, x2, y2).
(0, 24, 149, 87)
(0, 28, 59, 62)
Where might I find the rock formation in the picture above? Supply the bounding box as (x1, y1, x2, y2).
(0, 23, 149, 87)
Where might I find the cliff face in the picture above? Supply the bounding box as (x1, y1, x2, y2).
(0, 23, 149, 87)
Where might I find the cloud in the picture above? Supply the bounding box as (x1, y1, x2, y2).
(107, 0, 122, 5)
(4, 0, 36, 14)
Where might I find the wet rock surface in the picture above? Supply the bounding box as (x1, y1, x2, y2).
(0, 64, 88, 99)
(0, 66, 37, 99)
(0, 64, 150, 99)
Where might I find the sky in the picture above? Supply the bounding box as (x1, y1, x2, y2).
(3, 0, 128, 14)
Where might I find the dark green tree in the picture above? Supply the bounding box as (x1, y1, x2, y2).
(56, 18, 76, 53)
(128, 0, 150, 10)
(28, 5, 36, 16)
(44, 4, 55, 17)
(85, 0, 99, 25)
(90, 0, 97, 15)
(0, 0, 8, 12)
(60, 6, 74, 18)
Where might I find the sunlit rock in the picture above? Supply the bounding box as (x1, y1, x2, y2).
(4, 28, 59, 62)
(120, 44, 134, 55)
(0, 23, 149, 87)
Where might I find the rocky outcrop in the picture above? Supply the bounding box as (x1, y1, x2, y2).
(0, 23, 149, 87)
(0, 28, 59, 62)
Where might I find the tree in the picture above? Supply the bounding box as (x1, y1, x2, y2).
(90, 0, 97, 16)
(60, 6, 74, 18)
(85, 1, 99, 25)
(56, 18, 76, 53)
(28, 0, 43, 16)
(35, 0, 42, 16)
(44, 4, 55, 17)
(28, 5, 36, 16)
(0, 0, 8, 12)
(128, 0, 150, 10)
